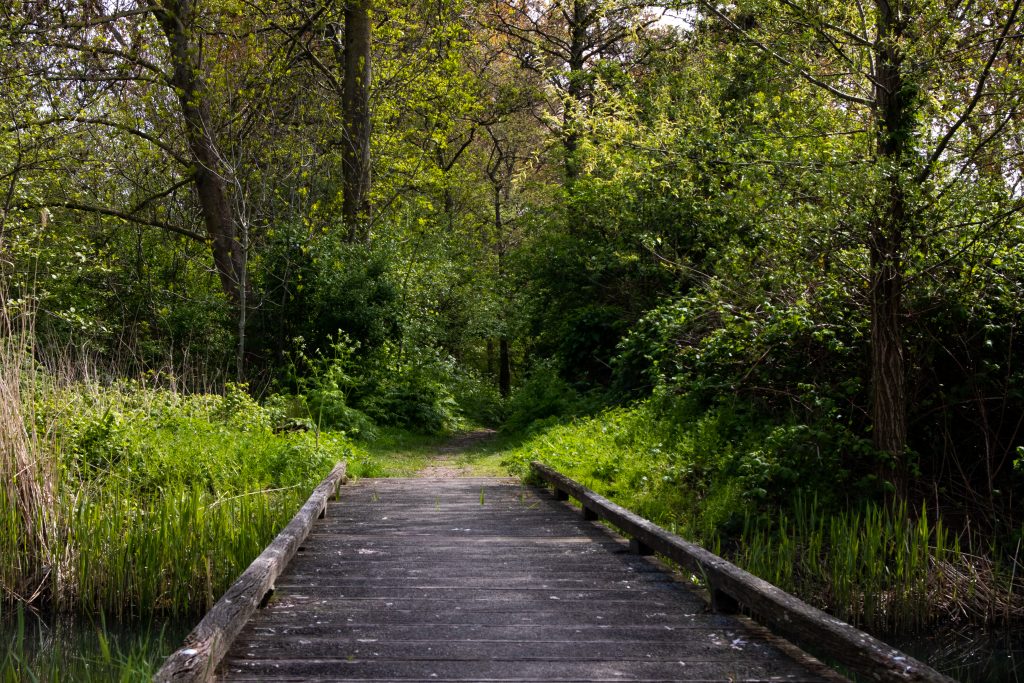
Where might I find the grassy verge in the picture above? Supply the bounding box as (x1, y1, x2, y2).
(501, 404, 1024, 635)
(354, 428, 448, 476)
(1, 379, 357, 620)
(355, 427, 508, 477)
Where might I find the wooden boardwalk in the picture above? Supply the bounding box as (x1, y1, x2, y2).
(216, 477, 835, 681)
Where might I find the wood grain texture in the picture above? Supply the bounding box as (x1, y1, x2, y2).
(154, 462, 348, 682)
(531, 461, 955, 683)
(217, 476, 841, 682)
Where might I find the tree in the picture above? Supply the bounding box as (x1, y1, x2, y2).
(341, 0, 372, 240)
(488, 0, 659, 182)
(152, 0, 247, 305)
(698, 0, 1024, 480)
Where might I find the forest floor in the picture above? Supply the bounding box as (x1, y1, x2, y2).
(359, 428, 508, 477)
(414, 428, 504, 477)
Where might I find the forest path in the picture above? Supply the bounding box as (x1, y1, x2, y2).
(414, 428, 499, 478)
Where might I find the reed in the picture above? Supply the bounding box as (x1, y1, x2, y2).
(0, 324, 354, 620)
(64, 485, 308, 620)
(0, 306, 63, 609)
(730, 497, 1024, 634)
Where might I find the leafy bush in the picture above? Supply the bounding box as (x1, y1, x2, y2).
(451, 369, 506, 428)
(359, 345, 463, 435)
(502, 360, 586, 434)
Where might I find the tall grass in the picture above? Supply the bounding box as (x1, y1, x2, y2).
(739, 497, 956, 633)
(0, 308, 61, 609)
(0, 307, 359, 621)
(64, 485, 309, 619)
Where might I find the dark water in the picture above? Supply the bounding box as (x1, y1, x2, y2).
(0, 609, 190, 681)
(891, 626, 1023, 682)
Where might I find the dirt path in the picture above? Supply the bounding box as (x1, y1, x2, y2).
(415, 428, 498, 478)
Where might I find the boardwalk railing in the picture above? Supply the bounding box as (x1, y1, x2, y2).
(531, 461, 954, 683)
(155, 462, 348, 683)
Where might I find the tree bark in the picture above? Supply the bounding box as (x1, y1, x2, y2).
(869, 0, 912, 474)
(499, 336, 511, 398)
(153, 0, 245, 305)
(343, 0, 372, 243)
(564, 0, 587, 184)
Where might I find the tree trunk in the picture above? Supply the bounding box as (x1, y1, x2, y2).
(564, 0, 587, 184)
(343, 0, 372, 243)
(153, 0, 245, 304)
(499, 337, 511, 398)
(869, 0, 912, 477)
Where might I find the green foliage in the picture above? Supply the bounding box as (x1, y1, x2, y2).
(252, 235, 402, 371)
(450, 370, 506, 428)
(276, 334, 377, 437)
(502, 360, 588, 434)
(358, 345, 463, 435)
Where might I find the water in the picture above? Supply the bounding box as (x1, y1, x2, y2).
(0, 609, 190, 681)
(891, 626, 1024, 682)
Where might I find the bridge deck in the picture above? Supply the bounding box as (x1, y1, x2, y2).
(218, 477, 834, 682)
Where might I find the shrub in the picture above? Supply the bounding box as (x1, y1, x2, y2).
(502, 360, 586, 434)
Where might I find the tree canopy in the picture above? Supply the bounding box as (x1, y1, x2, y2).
(2, 0, 1023, 529)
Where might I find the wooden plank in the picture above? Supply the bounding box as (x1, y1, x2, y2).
(153, 462, 348, 682)
(232, 622, 755, 641)
(218, 477, 840, 682)
(531, 462, 954, 683)
(225, 637, 813, 661)
(219, 657, 818, 681)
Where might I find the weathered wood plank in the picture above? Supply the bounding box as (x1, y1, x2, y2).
(154, 462, 348, 682)
(233, 622, 755, 641)
(217, 477, 840, 682)
(531, 462, 954, 683)
(219, 657, 819, 681)
(226, 637, 810, 662)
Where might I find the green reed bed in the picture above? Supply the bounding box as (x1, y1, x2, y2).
(736, 498, 963, 633)
(0, 376, 360, 621)
(503, 406, 1024, 634)
(65, 485, 308, 619)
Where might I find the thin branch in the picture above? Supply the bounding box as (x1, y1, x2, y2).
(21, 6, 159, 32)
(45, 40, 167, 80)
(778, 0, 873, 47)
(35, 201, 205, 241)
(6, 116, 190, 167)
(129, 174, 195, 214)
(917, 0, 1024, 184)
(697, 1, 874, 107)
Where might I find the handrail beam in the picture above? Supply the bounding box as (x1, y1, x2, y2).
(530, 461, 954, 683)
